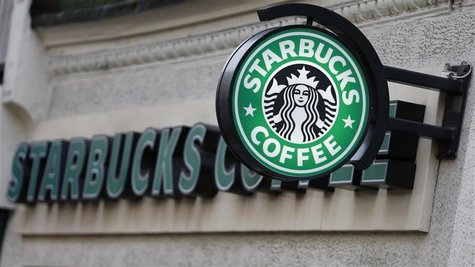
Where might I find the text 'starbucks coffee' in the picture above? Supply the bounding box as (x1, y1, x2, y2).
(216, 26, 371, 180)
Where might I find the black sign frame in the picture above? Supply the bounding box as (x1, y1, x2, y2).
(216, 4, 390, 181)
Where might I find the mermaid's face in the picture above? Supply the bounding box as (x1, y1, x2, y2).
(293, 85, 309, 107)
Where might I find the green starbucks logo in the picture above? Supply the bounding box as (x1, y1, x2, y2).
(217, 26, 372, 180)
(233, 28, 368, 178)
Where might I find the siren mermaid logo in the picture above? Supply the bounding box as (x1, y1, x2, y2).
(228, 27, 370, 178)
(264, 65, 337, 143)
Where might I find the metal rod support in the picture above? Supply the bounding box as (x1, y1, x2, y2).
(306, 16, 313, 25)
(388, 117, 455, 141)
(384, 66, 463, 95)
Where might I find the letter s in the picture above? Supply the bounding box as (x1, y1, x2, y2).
(343, 89, 360, 105)
(244, 74, 261, 93)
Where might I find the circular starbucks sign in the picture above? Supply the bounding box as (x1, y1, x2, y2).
(217, 26, 371, 180)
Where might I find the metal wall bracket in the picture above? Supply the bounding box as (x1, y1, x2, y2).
(385, 62, 472, 159)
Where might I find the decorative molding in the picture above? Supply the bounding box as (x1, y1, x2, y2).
(48, 0, 455, 76)
(329, 0, 450, 23)
(48, 17, 303, 75)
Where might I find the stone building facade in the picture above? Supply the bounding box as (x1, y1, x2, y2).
(0, 0, 474, 266)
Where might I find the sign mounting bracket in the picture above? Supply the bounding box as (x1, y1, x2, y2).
(385, 62, 472, 159)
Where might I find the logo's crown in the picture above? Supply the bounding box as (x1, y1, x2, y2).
(286, 66, 319, 88)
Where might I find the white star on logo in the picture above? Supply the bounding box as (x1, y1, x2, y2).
(343, 115, 355, 129)
(243, 103, 256, 117)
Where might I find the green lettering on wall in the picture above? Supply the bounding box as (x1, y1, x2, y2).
(27, 142, 49, 202)
(38, 140, 67, 201)
(82, 136, 109, 200)
(241, 165, 263, 192)
(61, 138, 87, 201)
(214, 138, 236, 191)
(131, 129, 157, 197)
(8, 143, 29, 203)
(298, 180, 309, 188)
(178, 124, 205, 195)
(107, 132, 138, 199)
(151, 128, 182, 196)
(270, 179, 282, 191)
(330, 164, 354, 183)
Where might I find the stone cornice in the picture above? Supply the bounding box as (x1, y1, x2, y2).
(330, 0, 449, 24)
(49, 16, 303, 75)
(49, 0, 463, 76)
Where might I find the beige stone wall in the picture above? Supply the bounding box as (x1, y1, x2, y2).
(1, 0, 474, 266)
